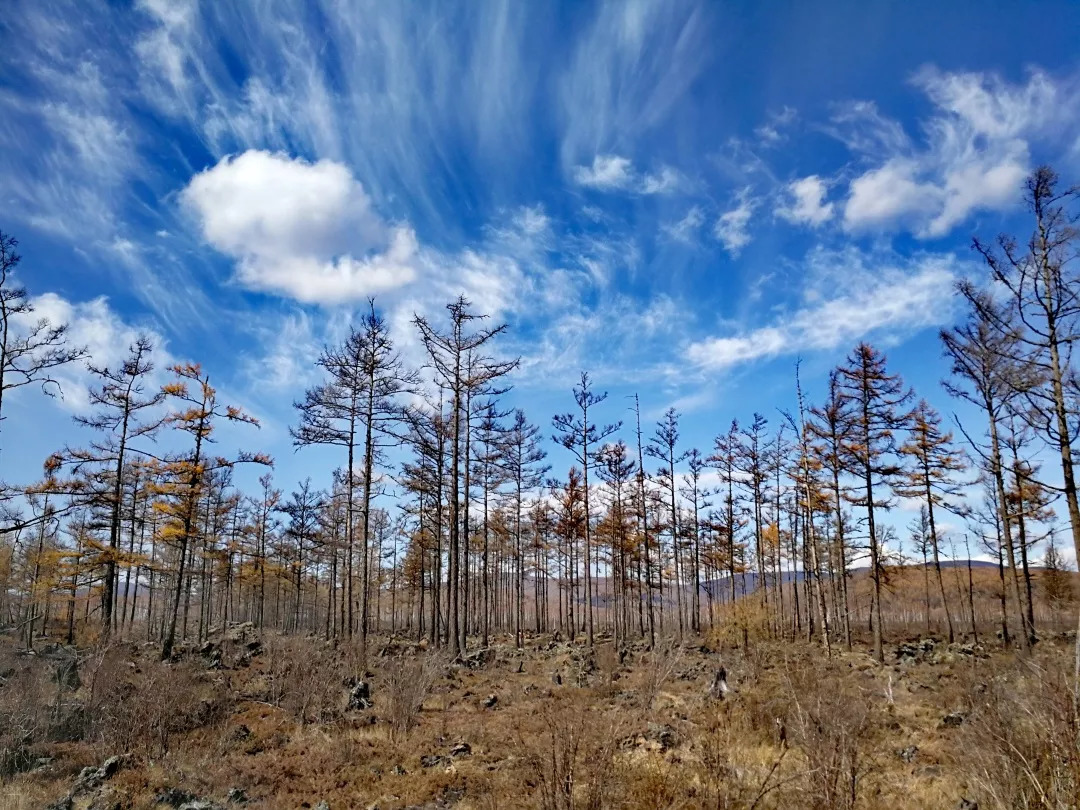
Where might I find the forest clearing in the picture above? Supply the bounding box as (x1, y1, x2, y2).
(4, 1, 1080, 807)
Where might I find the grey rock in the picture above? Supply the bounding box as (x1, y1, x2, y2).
(646, 723, 677, 751)
(346, 679, 373, 710)
(155, 787, 197, 807)
(708, 667, 730, 700)
(941, 712, 966, 728)
(897, 745, 918, 763)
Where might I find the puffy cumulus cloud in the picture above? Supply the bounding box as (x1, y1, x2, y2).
(775, 175, 834, 227)
(12, 293, 168, 412)
(572, 154, 681, 194)
(714, 188, 757, 255)
(182, 150, 419, 304)
(840, 68, 1080, 238)
(686, 246, 961, 371)
(572, 154, 635, 190)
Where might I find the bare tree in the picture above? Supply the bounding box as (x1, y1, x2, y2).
(835, 343, 912, 663)
(942, 287, 1032, 651)
(553, 373, 621, 647)
(898, 399, 968, 643)
(294, 299, 415, 660)
(971, 167, 1080, 671)
(0, 230, 89, 458)
(59, 337, 164, 638)
(414, 296, 516, 654)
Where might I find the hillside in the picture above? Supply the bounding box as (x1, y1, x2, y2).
(2, 564, 1077, 809)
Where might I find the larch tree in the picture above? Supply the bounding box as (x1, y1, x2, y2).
(710, 419, 745, 606)
(552, 372, 621, 647)
(972, 167, 1080, 668)
(504, 409, 548, 647)
(786, 362, 831, 652)
(942, 287, 1032, 651)
(898, 399, 968, 643)
(156, 363, 269, 661)
(1002, 444, 1055, 643)
(735, 414, 770, 620)
(552, 467, 586, 639)
(596, 439, 636, 645)
(680, 447, 711, 635)
(61, 336, 164, 638)
(415, 296, 516, 655)
(647, 407, 687, 637)
(278, 479, 325, 634)
(835, 343, 912, 663)
(808, 372, 855, 649)
(294, 299, 415, 660)
(472, 400, 509, 646)
(632, 394, 656, 646)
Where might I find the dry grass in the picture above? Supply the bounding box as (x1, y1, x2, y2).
(2, 600, 1079, 809)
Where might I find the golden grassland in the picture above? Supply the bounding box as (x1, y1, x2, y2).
(1, 569, 1078, 810)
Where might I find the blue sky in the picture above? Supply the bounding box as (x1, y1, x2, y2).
(2, 0, 1080, 539)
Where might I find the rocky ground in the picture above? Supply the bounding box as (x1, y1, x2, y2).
(1, 623, 1077, 809)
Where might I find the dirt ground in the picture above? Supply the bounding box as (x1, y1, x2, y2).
(2, 621, 1078, 810)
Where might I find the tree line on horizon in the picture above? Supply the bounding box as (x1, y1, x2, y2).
(0, 167, 1077, 676)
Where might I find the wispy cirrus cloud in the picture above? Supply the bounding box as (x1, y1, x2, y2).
(687, 246, 964, 371)
(837, 67, 1080, 238)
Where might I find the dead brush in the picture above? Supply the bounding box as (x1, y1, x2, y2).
(263, 636, 345, 725)
(638, 634, 684, 709)
(708, 599, 774, 651)
(957, 652, 1080, 809)
(85, 646, 230, 759)
(381, 650, 446, 740)
(785, 672, 875, 810)
(516, 696, 628, 810)
(0, 650, 52, 777)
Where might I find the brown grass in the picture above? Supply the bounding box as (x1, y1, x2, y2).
(2, 589, 1079, 809)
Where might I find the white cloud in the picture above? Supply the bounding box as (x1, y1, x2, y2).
(839, 68, 1080, 237)
(558, 1, 709, 169)
(134, 0, 199, 99)
(514, 204, 550, 235)
(844, 159, 940, 230)
(687, 246, 960, 371)
(642, 166, 681, 194)
(714, 188, 757, 255)
(13, 293, 168, 412)
(776, 175, 834, 227)
(754, 106, 797, 146)
(662, 206, 705, 243)
(41, 104, 133, 184)
(573, 154, 681, 194)
(181, 150, 418, 304)
(573, 154, 635, 190)
(241, 309, 321, 391)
